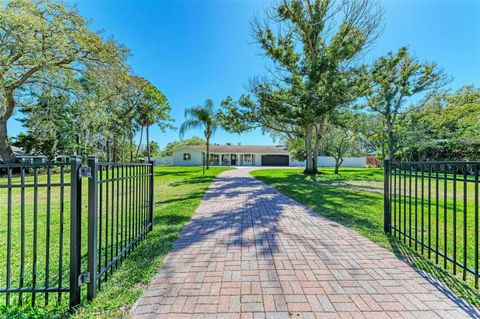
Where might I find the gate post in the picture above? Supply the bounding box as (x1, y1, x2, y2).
(384, 159, 391, 233)
(87, 157, 98, 300)
(69, 156, 82, 307)
(149, 161, 154, 231)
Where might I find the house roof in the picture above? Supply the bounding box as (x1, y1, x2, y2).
(177, 145, 289, 154)
(11, 146, 47, 158)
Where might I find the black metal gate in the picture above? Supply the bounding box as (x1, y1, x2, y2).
(0, 157, 154, 308)
(384, 159, 480, 286)
(86, 157, 154, 300)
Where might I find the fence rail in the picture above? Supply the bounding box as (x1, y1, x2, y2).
(0, 157, 154, 308)
(384, 160, 480, 286)
(0, 159, 81, 307)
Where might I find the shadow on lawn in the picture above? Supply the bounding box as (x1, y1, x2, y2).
(155, 170, 199, 177)
(312, 168, 384, 181)
(258, 174, 383, 236)
(168, 176, 215, 187)
(389, 236, 480, 314)
(156, 192, 204, 205)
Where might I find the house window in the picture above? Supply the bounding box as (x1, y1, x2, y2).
(183, 153, 191, 161)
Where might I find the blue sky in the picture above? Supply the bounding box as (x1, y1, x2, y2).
(9, 0, 480, 148)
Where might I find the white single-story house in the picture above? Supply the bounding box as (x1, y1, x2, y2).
(172, 145, 366, 167)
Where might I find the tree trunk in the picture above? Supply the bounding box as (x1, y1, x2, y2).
(129, 131, 134, 162)
(312, 132, 321, 173)
(206, 136, 210, 169)
(146, 125, 151, 162)
(121, 135, 126, 162)
(303, 125, 317, 175)
(106, 140, 110, 162)
(0, 119, 14, 163)
(334, 152, 344, 174)
(75, 134, 80, 156)
(0, 91, 16, 163)
(51, 138, 59, 162)
(334, 159, 343, 174)
(113, 139, 117, 162)
(387, 119, 394, 160)
(313, 118, 327, 173)
(135, 126, 144, 160)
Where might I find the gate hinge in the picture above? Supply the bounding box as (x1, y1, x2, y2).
(78, 272, 91, 286)
(79, 167, 92, 178)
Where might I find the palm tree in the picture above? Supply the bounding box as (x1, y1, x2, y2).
(179, 99, 217, 169)
(135, 81, 172, 161)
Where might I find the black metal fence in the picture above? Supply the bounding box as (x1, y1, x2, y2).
(0, 157, 154, 308)
(384, 160, 480, 286)
(86, 158, 154, 300)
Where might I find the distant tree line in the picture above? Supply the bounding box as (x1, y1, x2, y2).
(394, 86, 480, 162)
(283, 85, 480, 165)
(161, 136, 206, 157)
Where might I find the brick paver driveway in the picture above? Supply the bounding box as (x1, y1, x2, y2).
(131, 168, 477, 319)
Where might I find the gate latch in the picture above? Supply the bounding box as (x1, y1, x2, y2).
(79, 167, 92, 178)
(78, 272, 91, 286)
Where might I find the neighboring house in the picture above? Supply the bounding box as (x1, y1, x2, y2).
(0, 146, 48, 164)
(172, 145, 366, 167)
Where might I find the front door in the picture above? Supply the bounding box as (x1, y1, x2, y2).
(231, 154, 237, 165)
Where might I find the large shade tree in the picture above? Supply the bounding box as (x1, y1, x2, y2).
(365, 46, 448, 160)
(72, 67, 132, 161)
(0, 0, 126, 162)
(120, 75, 148, 162)
(219, 0, 383, 174)
(179, 99, 218, 169)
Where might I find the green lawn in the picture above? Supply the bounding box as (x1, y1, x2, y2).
(251, 167, 480, 307)
(0, 166, 230, 318)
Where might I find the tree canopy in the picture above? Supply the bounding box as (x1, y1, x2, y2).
(395, 86, 480, 161)
(0, 0, 128, 162)
(219, 0, 383, 174)
(1, 0, 172, 163)
(365, 46, 448, 160)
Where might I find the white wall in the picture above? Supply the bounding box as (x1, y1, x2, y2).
(289, 156, 366, 168)
(338, 156, 367, 168)
(289, 158, 305, 167)
(154, 157, 173, 166)
(172, 149, 203, 166)
(254, 154, 262, 166)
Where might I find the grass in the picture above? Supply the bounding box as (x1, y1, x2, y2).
(250, 167, 480, 307)
(0, 166, 231, 318)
